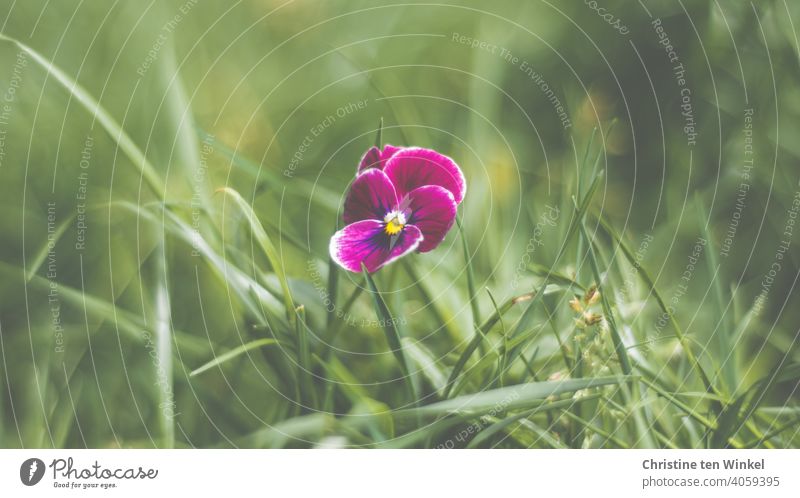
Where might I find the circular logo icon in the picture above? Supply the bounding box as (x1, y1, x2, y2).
(20, 458, 45, 486)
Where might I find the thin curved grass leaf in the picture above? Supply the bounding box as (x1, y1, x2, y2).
(403, 376, 629, 418)
(595, 214, 714, 393)
(0, 33, 164, 197)
(404, 339, 448, 397)
(26, 213, 75, 282)
(218, 187, 296, 327)
(465, 396, 599, 448)
(190, 338, 280, 377)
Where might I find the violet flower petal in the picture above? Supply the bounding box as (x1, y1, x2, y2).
(357, 146, 381, 173)
(380, 144, 403, 162)
(404, 185, 457, 253)
(384, 147, 466, 204)
(357, 144, 405, 174)
(342, 168, 398, 225)
(329, 220, 423, 273)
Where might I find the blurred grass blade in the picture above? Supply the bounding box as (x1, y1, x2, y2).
(638, 375, 717, 431)
(361, 265, 416, 401)
(710, 394, 747, 448)
(477, 291, 535, 336)
(577, 219, 657, 447)
(528, 263, 585, 291)
(465, 395, 600, 448)
(324, 277, 365, 352)
(595, 214, 715, 394)
(405, 376, 629, 418)
(199, 129, 339, 211)
(190, 338, 280, 377)
(578, 220, 630, 374)
(218, 187, 296, 327)
(240, 414, 333, 448)
(112, 200, 287, 327)
(574, 129, 598, 283)
(457, 214, 481, 327)
(730, 360, 800, 445)
(377, 417, 466, 449)
(151, 249, 174, 448)
(26, 213, 75, 282)
(444, 287, 546, 399)
(696, 195, 735, 392)
(325, 257, 339, 332)
(0, 33, 164, 197)
(295, 306, 318, 411)
(487, 289, 508, 387)
(561, 409, 629, 448)
(401, 260, 460, 342)
(743, 417, 800, 448)
(503, 281, 551, 368)
(315, 354, 394, 440)
(554, 169, 604, 264)
(374, 117, 383, 147)
(404, 339, 448, 396)
(442, 327, 486, 399)
(505, 417, 565, 448)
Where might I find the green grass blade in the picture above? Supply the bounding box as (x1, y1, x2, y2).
(457, 214, 482, 327)
(730, 361, 800, 445)
(527, 263, 585, 291)
(574, 129, 598, 283)
(441, 329, 487, 399)
(325, 257, 339, 332)
(466, 395, 601, 448)
(743, 417, 800, 448)
(401, 260, 460, 343)
(561, 409, 630, 449)
(638, 375, 717, 431)
(595, 214, 715, 393)
(476, 291, 535, 336)
(324, 277, 365, 355)
(239, 414, 333, 448)
(710, 393, 748, 448)
(554, 169, 604, 265)
(405, 376, 629, 418)
(0, 33, 164, 198)
(314, 354, 395, 440)
(404, 339, 448, 396)
(374, 117, 383, 147)
(445, 284, 545, 398)
(361, 265, 416, 401)
(190, 339, 280, 377)
(199, 129, 339, 211)
(295, 306, 318, 411)
(442, 290, 538, 398)
(505, 417, 566, 448)
(151, 249, 174, 448)
(218, 187, 296, 327)
(578, 220, 631, 375)
(696, 195, 735, 392)
(26, 213, 75, 282)
(578, 219, 658, 447)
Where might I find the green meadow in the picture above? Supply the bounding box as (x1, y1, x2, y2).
(0, 0, 798, 448)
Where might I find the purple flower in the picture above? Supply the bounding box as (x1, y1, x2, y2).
(330, 145, 466, 273)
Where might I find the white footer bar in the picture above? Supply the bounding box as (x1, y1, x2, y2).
(1, 449, 797, 497)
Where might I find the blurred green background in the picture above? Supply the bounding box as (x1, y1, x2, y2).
(0, 0, 798, 448)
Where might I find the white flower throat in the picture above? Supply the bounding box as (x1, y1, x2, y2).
(383, 210, 407, 236)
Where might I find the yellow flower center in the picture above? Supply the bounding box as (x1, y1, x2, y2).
(383, 210, 407, 236)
